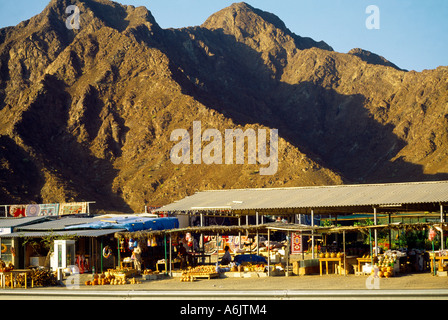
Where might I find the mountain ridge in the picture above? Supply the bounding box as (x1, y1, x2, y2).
(0, 0, 447, 213)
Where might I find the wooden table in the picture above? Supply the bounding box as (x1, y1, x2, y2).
(357, 257, 372, 272)
(319, 258, 343, 276)
(0, 269, 33, 289)
(120, 261, 133, 269)
(429, 255, 448, 272)
(190, 252, 212, 265)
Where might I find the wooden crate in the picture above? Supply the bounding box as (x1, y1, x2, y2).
(190, 272, 219, 280)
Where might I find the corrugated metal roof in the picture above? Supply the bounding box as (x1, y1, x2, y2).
(0, 216, 49, 228)
(17, 217, 102, 231)
(155, 180, 448, 214)
(0, 228, 125, 238)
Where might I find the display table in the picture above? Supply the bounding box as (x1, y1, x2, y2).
(156, 259, 180, 272)
(357, 257, 372, 272)
(0, 269, 33, 289)
(121, 261, 133, 269)
(319, 258, 343, 276)
(190, 252, 212, 265)
(429, 255, 448, 272)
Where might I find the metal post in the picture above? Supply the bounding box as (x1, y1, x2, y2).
(168, 234, 172, 276)
(200, 213, 204, 251)
(255, 212, 259, 255)
(388, 213, 392, 249)
(286, 231, 290, 277)
(369, 229, 373, 266)
(432, 239, 436, 276)
(267, 229, 271, 277)
(100, 239, 103, 273)
(343, 230, 346, 276)
(164, 233, 168, 276)
(374, 207, 378, 256)
(441, 204, 445, 250)
(238, 216, 242, 249)
(216, 233, 220, 265)
(311, 209, 315, 259)
(117, 238, 121, 269)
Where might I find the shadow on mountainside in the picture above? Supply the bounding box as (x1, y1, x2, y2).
(156, 26, 448, 184)
(13, 74, 132, 212)
(0, 135, 45, 205)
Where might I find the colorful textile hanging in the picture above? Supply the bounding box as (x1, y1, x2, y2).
(9, 205, 26, 217)
(59, 202, 87, 215)
(25, 204, 40, 216)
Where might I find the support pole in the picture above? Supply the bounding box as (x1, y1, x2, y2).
(164, 233, 168, 276)
(374, 206, 378, 256)
(286, 231, 290, 277)
(216, 233, 220, 265)
(238, 216, 242, 250)
(200, 213, 204, 252)
(100, 239, 103, 273)
(432, 239, 436, 276)
(256, 212, 259, 255)
(267, 229, 271, 277)
(343, 230, 346, 276)
(441, 204, 445, 250)
(117, 237, 121, 269)
(168, 234, 172, 277)
(388, 213, 392, 249)
(311, 209, 315, 259)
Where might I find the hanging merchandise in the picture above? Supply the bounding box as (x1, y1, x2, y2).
(128, 238, 135, 250)
(148, 236, 157, 247)
(76, 255, 85, 274)
(120, 239, 125, 252)
(103, 246, 112, 259)
(172, 235, 179, 247)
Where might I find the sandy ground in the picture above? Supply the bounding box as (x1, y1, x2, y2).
(60, 271, 448, 291)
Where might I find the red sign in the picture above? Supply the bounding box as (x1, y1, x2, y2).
(291, 232, 302, 254)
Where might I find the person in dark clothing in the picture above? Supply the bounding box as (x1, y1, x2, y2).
(178, 245, 189, 270)
(221, 245, 232, 265)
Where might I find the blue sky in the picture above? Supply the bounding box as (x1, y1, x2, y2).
(0, 0, 447, 71)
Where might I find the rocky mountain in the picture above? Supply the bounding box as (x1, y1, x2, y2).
(0, 0, 447, 213)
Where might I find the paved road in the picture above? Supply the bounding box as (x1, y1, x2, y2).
(1, 288, 448, 300)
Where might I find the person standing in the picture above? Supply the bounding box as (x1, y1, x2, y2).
(133, 242, 142, 272)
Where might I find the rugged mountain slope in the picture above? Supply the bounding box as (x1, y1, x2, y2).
(0, 0, 343, 212)
(0, 1, 447, 212)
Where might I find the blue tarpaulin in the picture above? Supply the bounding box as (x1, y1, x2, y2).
(233, 254, 267, 265)
(65, 217, 179, 232)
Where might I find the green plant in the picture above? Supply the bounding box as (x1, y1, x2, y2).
(23, 232, 78, 259)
